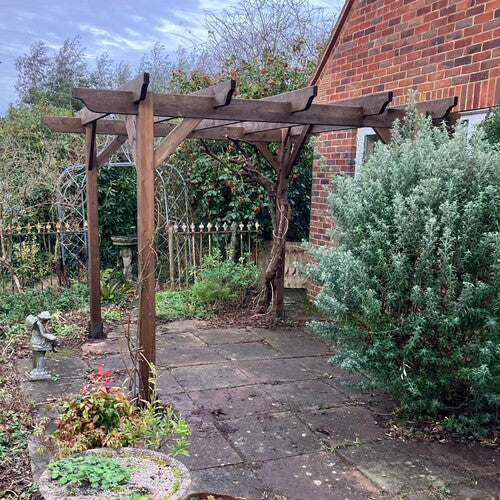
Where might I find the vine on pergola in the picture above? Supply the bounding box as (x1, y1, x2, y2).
(43, 72, 457, 401)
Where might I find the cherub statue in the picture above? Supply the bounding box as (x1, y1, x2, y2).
(27, 311, 58, 380)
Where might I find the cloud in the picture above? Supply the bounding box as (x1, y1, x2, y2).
(79, 24, 157, 52)
(197, 0, 237, 10)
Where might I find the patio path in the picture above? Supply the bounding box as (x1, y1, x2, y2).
(20, 316, 498, 499)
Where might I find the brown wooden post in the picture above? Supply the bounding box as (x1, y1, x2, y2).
(136, 92, 155, 402)
(85, 123, 104, 338)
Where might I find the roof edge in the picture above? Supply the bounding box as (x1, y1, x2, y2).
(310, 0, 356, 86)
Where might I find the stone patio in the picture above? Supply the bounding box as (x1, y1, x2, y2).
(20, 317, 498, 499)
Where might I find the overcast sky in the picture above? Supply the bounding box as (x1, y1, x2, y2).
(0, 0, 338, 114)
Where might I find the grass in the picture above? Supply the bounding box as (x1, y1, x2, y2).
(156, 289, 211, 321)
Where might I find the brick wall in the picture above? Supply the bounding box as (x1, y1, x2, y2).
(308, 0, 500, 256)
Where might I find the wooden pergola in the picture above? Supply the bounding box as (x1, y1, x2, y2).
(43, 73, 456, 400)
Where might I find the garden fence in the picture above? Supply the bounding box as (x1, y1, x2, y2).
(0, 221, 87, 291)
(157, 221, 260, 289)
(0, 219, 261, 292)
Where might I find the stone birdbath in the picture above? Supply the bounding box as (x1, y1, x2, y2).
(111, 235, 137, 282)
(38, 447, 191, 500)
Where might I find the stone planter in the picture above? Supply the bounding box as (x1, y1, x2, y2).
(38, 447, 191, 500)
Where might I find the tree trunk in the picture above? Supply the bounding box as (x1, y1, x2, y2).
(261, 174, 290, 319)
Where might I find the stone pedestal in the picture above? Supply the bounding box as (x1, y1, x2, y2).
(111, 235, 137, 281)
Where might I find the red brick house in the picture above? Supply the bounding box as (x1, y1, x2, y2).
(308, 0, 499, 253)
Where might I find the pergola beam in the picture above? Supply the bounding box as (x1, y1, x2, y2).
(154, 79, 236, 123)
(74, 88, 367, 127)
(43, 116, 286, 142)
(76, 72, 150, 125)
(193, 86, 318, 132)
(154, 118, 202, 167)
(96, 135, 128, 168)
(44, 94, 455, 143)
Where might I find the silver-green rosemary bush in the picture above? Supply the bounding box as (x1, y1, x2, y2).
(307, 104, 499, 435)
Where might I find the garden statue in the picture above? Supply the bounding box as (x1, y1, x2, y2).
(27, 311, 58, 380)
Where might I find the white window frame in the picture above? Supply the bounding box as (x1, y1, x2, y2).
(354, 108, 491, 176)
(458, 108, 489, 135)
(355, 127, 378, 177)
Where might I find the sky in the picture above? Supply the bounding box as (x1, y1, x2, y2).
(0, 0, 339, 114)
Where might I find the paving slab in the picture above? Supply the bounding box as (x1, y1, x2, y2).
(172, 362, 253, 391)
(224, 412, 320, 461)
(157, 319, 210, 334)
(237, 358, 318, 384)
(196, 328, 264, 345)
(156, 368, 187, 395)
(20, 315, 499, 500)
(256, 452, 381, 500)
(81, 337, 124, 355)
(338, 440, 472, 494)
(156, 346, 226, 368)
(296, 355, 366, 382)
(17, 355, 88, 379)
(258, 327, 311, 341)
(298, 406, 387, 445)
(264, 337, 332, 357)
(429, 442, 498, 477)
(188, 384, 283, 420)
(448, 475, 500, 499)
(214, 341, 283, 361)
(324, 376, 392, 404)
(161, 391, 200, 420)
(175, 420, 243, 470)
(156, 331, 207, 349)
(21, 376, 85, 405)
(262, 379, 347, 410)
(86, 352, 134, 373)
(189, 465, 263, 499)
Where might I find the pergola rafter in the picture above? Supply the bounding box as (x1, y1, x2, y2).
(43, 72, 457, 401)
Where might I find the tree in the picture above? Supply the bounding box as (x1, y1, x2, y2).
(167, 51, 315, 317)
(15, 37, 133, 109)
(306, 107, 500, 433)
(190, 0, 340, 69)
(15, 36, 89, 109)
(88, 53, 132, 91)
(0, 102, 83, 287)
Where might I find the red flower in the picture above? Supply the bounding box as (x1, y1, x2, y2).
(293, 173, 299, 179)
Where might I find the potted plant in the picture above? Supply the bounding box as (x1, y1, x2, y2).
(39, 447, 191, 499)
(37, 364, 191, 499)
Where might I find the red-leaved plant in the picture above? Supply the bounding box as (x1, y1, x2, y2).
(40, 364, 190, 458)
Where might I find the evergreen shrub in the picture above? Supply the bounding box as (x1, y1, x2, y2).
(307, 106, 499, 433)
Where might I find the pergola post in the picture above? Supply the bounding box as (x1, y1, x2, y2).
(136, 92, 156, 401)
(85, 123, 104, 338)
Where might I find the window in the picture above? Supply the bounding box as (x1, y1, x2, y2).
(354, 109, 490, 176)
(355, 127, 380, 176)
(458, 108, 489, 135)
